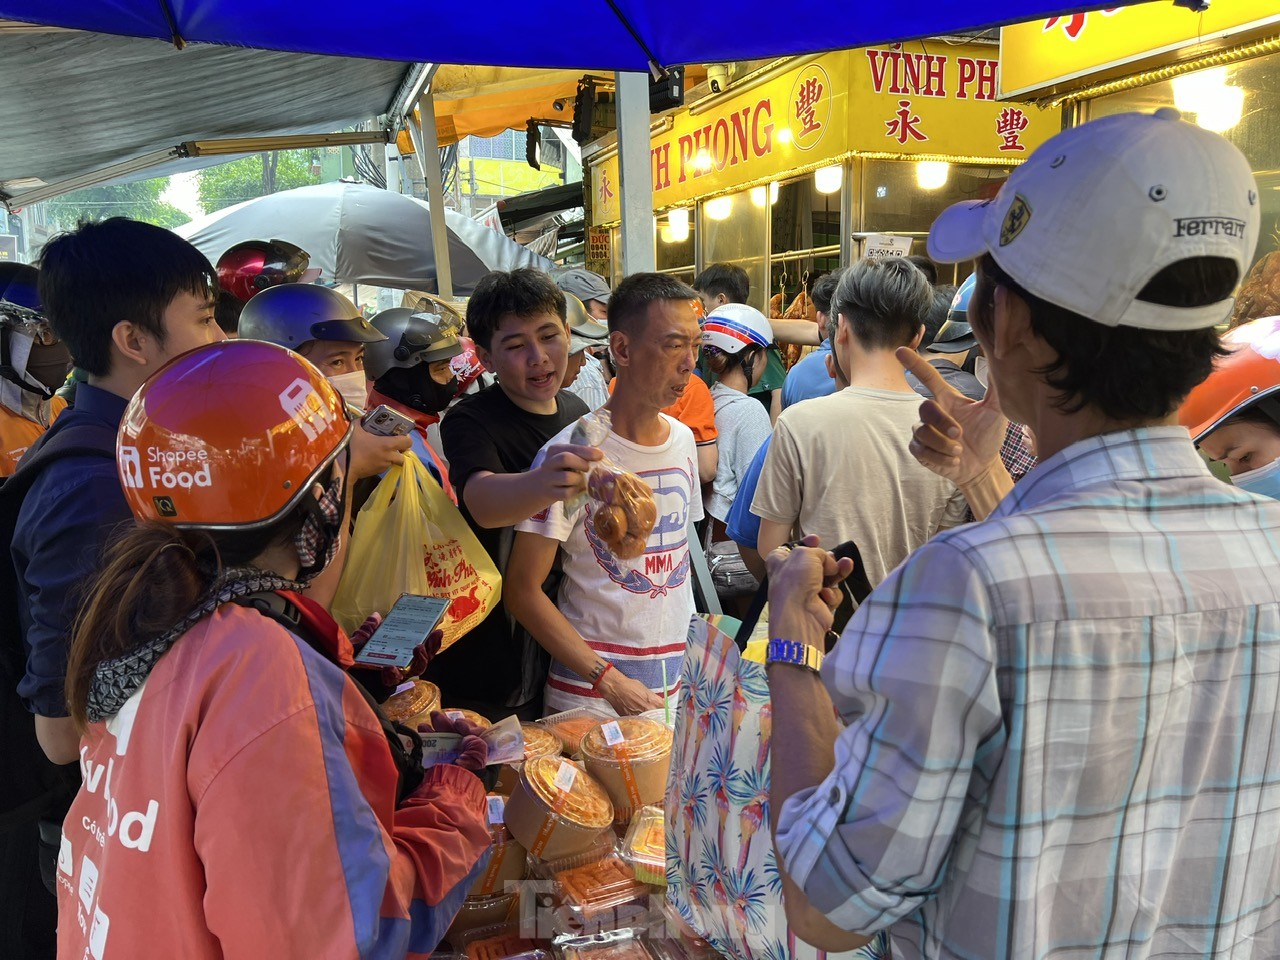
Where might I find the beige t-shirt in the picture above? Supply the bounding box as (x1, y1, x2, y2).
(752, 385, 969, 586)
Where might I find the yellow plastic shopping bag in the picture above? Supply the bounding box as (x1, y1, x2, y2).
(332, 453, 501, 651)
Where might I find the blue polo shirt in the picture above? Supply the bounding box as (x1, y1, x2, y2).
(725, 435, 772, 552)
(780, 340, 835, 410)
(12, 383, 132, 716)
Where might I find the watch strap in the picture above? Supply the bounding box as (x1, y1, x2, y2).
(765, 638, 823, 672)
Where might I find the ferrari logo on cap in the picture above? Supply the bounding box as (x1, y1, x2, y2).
(1000, 195, 1033, 246)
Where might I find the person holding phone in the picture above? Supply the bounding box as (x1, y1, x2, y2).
(57, 340, 490, 960)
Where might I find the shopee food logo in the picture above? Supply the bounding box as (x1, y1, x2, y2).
(120, 444, 212, 490)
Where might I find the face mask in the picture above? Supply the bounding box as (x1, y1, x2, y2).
(327, 371, 368, 412)
(974, 355, 989, 389)
(1231, 457, 1280, 500)
(294, 473, 346, 583)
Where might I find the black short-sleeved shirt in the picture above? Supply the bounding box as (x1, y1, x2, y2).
(428, 385, 587, 713)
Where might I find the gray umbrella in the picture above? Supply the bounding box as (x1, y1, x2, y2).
(174, 180, 555, 294)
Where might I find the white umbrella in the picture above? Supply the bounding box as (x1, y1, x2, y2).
(174, 180, 555, 293)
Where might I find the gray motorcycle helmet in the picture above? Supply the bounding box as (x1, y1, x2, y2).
(364, 307, 464, 380)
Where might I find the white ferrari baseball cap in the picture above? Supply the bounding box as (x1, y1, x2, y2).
(928, 108, 1260, 331)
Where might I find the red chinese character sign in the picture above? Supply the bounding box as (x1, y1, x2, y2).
(598, 171, 615, 204)
(1043, 9, 1120, 40)
(787, 63, 832, 151)
(885, 99, 928, 145)
(996, 108, 1030, 152)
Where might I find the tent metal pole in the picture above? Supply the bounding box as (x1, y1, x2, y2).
(615, 71, 655, 275)
(415, 89, 454, 300)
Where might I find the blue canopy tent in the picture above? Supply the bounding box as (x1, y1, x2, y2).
(0, 1, 1194, 71)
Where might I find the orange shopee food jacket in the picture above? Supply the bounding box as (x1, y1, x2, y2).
(56, 603, 491, 960)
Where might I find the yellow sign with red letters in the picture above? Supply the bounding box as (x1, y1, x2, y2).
(590, 43, 1059, 225)
(1000, 2, 1280, 99)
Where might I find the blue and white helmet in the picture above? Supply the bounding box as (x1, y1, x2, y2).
(701, 303, 773, 355)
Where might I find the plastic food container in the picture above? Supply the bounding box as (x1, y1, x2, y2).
(446, 892, 518, 944)
(504, 756, 613, 861)
(639, 708, 674, 731)
(647, 902, 718, 960)
(459, 923, 548, 960)
(554, 854, 649, 928)
(470, 795, 528, 897)
(620, 805, 665, 886)
(579, 718, 672, 822)
(540, 708, 615, 757)
(381, 680, 441, 729)
(561, 937, 657, 960)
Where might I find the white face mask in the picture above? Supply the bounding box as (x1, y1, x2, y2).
(974, 355, 989, 389)
(328, 370, 368, 412)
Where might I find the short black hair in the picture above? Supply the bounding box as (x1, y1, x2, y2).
(906, 255, 939, 287)
(810, 271, 842, 317)
(608, 273, 698, 336)
(466, 268, 566, 352)
(972, 253, 1238, 421)
(214, 290, 243, 335)
(921, 284, 957, 348)
(833, 257, 933, 351)
(692, 262, 749, 304)
(37, 218, 215, 377)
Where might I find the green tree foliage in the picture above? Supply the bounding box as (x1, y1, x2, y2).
(45, 178, 190, 230)
(197, 151, 322, 214)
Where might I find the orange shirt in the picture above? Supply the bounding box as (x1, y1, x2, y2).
(607, 373, 718, 444)
(0, 395, 66, 477)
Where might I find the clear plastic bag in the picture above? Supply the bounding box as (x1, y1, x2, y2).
(564, 411, 657, 563)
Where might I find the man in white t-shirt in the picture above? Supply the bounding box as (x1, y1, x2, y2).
(754, 258, 968, 586)
(508, 273, 704, 716)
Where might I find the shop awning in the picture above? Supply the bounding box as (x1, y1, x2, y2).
(0, 2, 1189, 73)
(0, 21, 408, 202)
(497, 183, 585, 234)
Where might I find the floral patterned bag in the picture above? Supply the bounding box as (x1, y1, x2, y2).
(665, 611, 888, 960)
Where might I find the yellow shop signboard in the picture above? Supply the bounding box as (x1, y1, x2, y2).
(591, 43, 1059, 225)
(591, 51, 850, 222)
(1000, 2, 1280, 99)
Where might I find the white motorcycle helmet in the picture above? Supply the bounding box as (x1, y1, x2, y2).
(701, 303, 773, 355)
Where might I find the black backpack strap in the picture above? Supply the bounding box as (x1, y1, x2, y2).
(733, 540, 873, 652)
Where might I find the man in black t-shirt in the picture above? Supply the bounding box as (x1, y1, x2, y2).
(432, 270, 602, 719)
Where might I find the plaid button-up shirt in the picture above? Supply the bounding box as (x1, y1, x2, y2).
(776, 427, 1280, 959)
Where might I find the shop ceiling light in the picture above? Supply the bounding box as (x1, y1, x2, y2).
(659, 224, 676, 244)
(705, 196, 733, 221)
(814, 165, 843, 195)
(1172, 67, 1228, 113)
(668, 208, 691, 241)
(749, 183, 779, 208)
(1194, 85, 1245, 133)
(694, 150, 713, 173)
(916, 161, 951, 191)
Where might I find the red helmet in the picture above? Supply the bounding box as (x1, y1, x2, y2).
(1179, 316, 1280, 440)
(216, 239, 322, 303)
(118, 340, 352, 528)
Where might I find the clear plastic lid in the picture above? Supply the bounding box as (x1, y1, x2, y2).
(579, 718, 672, 766)
(619, 806, 664, 886)
(540, 707, 616, 756)
(554, 855, 648, 921)
(560, 932, 657, 960)
(527, 832, 617, 882)
(521, 723, 564, 762)
(459, 922, 546, 960)
(382, 680, 441, 724)
(520, 756, 614, 829)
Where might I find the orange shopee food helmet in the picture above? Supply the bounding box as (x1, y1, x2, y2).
(118, 340, 353, 528)
(1179, 315, 1280, 440)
